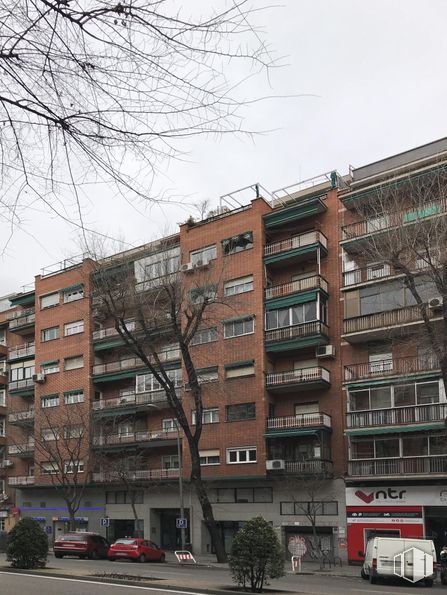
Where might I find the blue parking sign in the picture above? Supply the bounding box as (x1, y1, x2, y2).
(176, 518, 187, 529)
(100, 517, 110, 528)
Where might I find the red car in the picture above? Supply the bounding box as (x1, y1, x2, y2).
(54, 532, 109, 559)
(108, 538, 165, 562)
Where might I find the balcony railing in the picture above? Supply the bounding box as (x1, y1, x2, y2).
(349, 455, 447, 477)
(265, 275, 328, 300)
(342, 265, 396, 287)
(8, 441, 35, 455)
(93, 320, 136, 341)
(347, 402, 447, 429)
(9, 378, 34, 392)
(8, 475, 35, 486)
(267, 412, 332, 431)
(8, 308, 35, 330)
(8, 342, 35, 360)
(93, 429, 177, 446)
(92, 468, 179, 482)
(92, 387, 181, 411)
(265, 321, 329, 344)
(264, 231, 328, 258)
(343, 304, 437, 335)
(8, 409, 35, 423)
(342, 199, 446, 241)
(93, 349, 180, 376)
(266, 366, 330, 388)
(344, 355, 440, 382)
(266, 459, 333, 475)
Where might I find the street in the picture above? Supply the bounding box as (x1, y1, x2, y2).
(0, 554, 445, 594)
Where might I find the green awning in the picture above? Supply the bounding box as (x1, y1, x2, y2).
(222, 314, 254, 324)
(265, 289, 319, 311)
(345, 372, 441, 389)
(9, 293, 35, 307)
(265, 429, 319, 438)
(94, 339, 125, 351)
(224, 360, 254, 370)
(40, 359, 59, 366)
(264, 243, 327, 266)
(266, 335, 328, 353)
(264, 197, 327, 229)
(93, 408, 138, 418)
(346, 422, 443, 436)
(62, 283, 83, 293)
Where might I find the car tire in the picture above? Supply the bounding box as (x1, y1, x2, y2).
(138, 554, 146, 563)
(55, 554, 63, 559)
(424, 579, 433, 588)
(360, 568, 368, 580)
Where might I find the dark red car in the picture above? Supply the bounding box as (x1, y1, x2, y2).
(108, 538, 165, 562)
(53, 532, 109, 559)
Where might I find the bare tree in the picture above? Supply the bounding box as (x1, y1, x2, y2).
(342, 164, 447, 387)
(91, 243, 240, 562)
(0, 0, 271, 234)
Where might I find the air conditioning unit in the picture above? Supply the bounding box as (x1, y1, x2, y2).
(428, 296, 443, 310)
(266, 459, 285, 471)
(316, 345, 336, 358)
(32, 373, 46, 383)
(181, 262, 194, 273)
(194, 259, 209, 269)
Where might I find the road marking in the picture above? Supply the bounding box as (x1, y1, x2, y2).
(0, 572, 210, 594)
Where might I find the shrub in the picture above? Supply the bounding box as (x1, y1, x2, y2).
(229, 516, 285, 593)
(7, 518, 48, 568)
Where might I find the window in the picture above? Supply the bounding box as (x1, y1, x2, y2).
(0, 390, 5, 407)
(64, 460, 84, 474)
(0, 419, 5, 437)
(280, 501, 338, 515)
(223, 316, 254, 339)
(162, 455, 179, 469)
(190, 245, 216, 266)
(64, 390, 84, 405)
(224, 275, 253, 297)
(144, 255, 180, 279)
(41, 326, 59, 342)
(200, 450, 220, 466)
(265, 301, 320, 330)
(189, 285, 217, 304)
(64, 355, 84, 371)
(222, 231, 253, 255)
(162, 418, 178, 432)
(226, 403, 256, 422)
(0, 329, 5, 346)
(225, 361, 255, 379)
(41, 361, 59, 374)
(0, 519, 5, 531)
(192, 408, 220, 425)
(41, 395, 59, 408)
(10, 364, 35, 382)
(136, 368, 181, 393)
(227, 446, 257, 464)
(41, 428, 59, 441)
(106, 491, 144, 504)
(366, 262, 390, 280)
(41, 461, 58, 475)
(40, 292, 59, 309)
(197, 367, 218, 384)
(63, 286, 84, 303)
(64, 320, 84, 336)
(190, 327, 218, 346)
(348, 381, 440, 412)
(211, 487, 272, 503)
(64, 425, 84, 439)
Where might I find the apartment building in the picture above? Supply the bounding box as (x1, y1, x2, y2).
(340, 138, 447, 562)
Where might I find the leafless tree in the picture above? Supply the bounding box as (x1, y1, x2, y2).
(91, 241, 243, 562)
(342, 164, 447, 387)
(0, 0, 271, 236)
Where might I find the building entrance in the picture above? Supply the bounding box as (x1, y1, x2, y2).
(425, 507, 447, 555)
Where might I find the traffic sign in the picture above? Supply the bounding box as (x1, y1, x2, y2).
(176, 517, 187, 529)
(100, 517, 110, 528)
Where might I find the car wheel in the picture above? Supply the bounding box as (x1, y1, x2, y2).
(360, 568, 368, 580)
(138, 554, 146, 563)
(55, 554, 63, 559)
(159, 554, 166, 563)
(424, 578, 433, 588)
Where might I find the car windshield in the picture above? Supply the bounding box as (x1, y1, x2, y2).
(115, 539, 137, 545)
(59, 534, 87, 542)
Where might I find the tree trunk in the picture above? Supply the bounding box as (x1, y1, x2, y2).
(311, 522, 323, 570)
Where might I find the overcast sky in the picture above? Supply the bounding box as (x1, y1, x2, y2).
(1, 0, 447, 296)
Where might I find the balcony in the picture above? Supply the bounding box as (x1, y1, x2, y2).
(93, 349, 180, 381)
(344, 355, 440, 383)
(265, 321, 329, 353)
(8, 342, 35, 361)
(266, 459, 333, 476)
(92, 387, 181, 413)
(265, 275, 328, 301)
(8, 475, 35, 486)
(343, 305, 440, 342)
(9, 378, 34, 394)
(8, 308, 35, 334)
(348, 455, 447, 478)
(266, 366, 330, 392)
(264, 231, 328, 266)
(8, 441, 35, 456)
(342, 265, 397, 288)
(93, 320, 136, 341)
(92, 468, 179, 482)
(0, 361, 6, 382)
(93, 429, 178, 448)
(266, 412, 332, 432)
(346, 402, 447, 430)
(8, 409, 35, 424)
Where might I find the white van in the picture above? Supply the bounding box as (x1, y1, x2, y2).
(361, 537, 437, 587)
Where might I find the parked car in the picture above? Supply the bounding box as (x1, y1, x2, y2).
(53, 532, 109, 559)
(108, 538, 165, 562)
(360, 537, 437, 587)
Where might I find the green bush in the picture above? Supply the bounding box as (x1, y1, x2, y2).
(229, 516, 285, 593)
(7, 518, 48, 568)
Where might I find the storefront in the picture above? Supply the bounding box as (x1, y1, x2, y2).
(346, 485, 447, 562)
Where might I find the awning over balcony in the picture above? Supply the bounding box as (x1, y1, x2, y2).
(265, 289, 320, 311)
(94, 407, 138, 417)
(264, 429, 319, 439)
(346, 422, 443, 436)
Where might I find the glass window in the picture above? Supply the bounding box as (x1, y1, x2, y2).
(162, 418, 178, 432)
(64, 460, 84, 474)
(216, 488, 235, 503)
(190, 245, 216, 266)
(41, 395, 59, 408)
(64, 390, 84, 405)
(227, 447, 257, 464)
(190, 327, 218, 346)
(64, 425, 84, 439)
(394, 384, 415, 407)
(192, 408, 219, 425)
(64, 355, 84, 370)
(225, 363, 255, 379)
(41, 362, 59, 374)
(235, 488, 253, 503)
(429, 435, 447, 455)
(224, 275, 253, 297)
(370, 387, 391, 409)
(224, 317, 254, 339)
(189, 285, 217, 304)
(64, 320, 84, 336)
(402, 435, 427, 457)
(196, 367, 219, 384)
(41, 428, 59, 441)
(226, 403, 256, 422)
(199, 450, 220, 466)
(375, 438, 399, 458)
(222, 232, 253, 255)
(417, 382, 439, 404)
(349, 390, 370, 411)
(41, 326, 59, 342)
(351, 439, 374, 459)
(41, 461, 58, 475)
(253, 487, 273, 503)
(162, 455, 179, 469)
(40, 292, 59, 309)
(63, 287, 84, 303)
(280, 502, 294, 515)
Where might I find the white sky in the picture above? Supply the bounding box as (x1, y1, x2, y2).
(1, 0, 447, 295)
